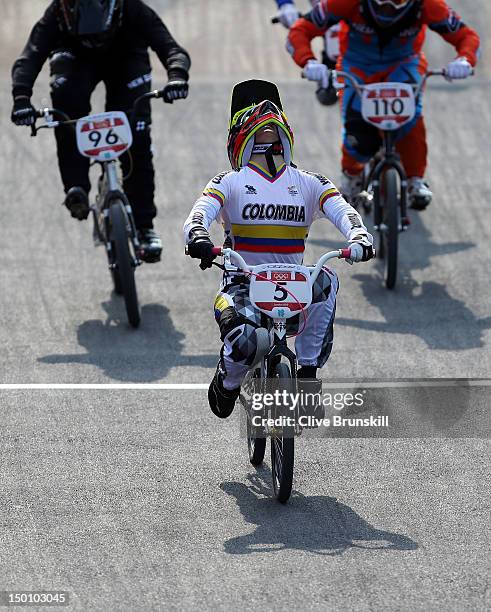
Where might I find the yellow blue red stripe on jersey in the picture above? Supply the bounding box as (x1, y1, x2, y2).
(319, 187, 340, 210)
(203, 187, 225, 206)
(231, 223, 308, 253)
(248, 161, 287, 183)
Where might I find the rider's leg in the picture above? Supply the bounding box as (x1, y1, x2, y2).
(395, 117, 427, 178)
(209, 284, 263, 417)
(105, 54, 155, 224)
(294, 268, 338, 370)
(340, 66, 381, 200)
(216, 285, 263, 389)
(104, 52, 160, 261)
(295, 268, 338, 420)
(389, 57, 433, 209)
(49, 51, 99, 217)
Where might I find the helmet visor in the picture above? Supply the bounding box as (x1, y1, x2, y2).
(228, 100, 293, 169)
(370, 0, 412, 7)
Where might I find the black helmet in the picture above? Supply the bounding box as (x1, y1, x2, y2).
(59, 0, 123, 46)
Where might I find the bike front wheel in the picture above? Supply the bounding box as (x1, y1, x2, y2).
(270, 362, 295, 503)
(109, 201, 141, 327)
(378, 168, 399, 289)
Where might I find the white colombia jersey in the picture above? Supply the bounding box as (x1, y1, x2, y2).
(183, 161, 372, 266)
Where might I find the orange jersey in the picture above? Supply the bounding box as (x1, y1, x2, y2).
(288, 0, 480, 68)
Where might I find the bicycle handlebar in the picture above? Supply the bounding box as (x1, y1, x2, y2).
(30, 88, 167, 137)
(334, 69, 444, 98)
(211, 247, 352, 284)
(330, 68, 471, 98)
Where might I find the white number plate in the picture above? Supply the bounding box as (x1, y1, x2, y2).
(76, 111, 133, 161)
(361, 82, 416, 131)
(249, 265, 312, 319)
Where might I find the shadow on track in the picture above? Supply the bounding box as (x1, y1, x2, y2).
(336, 275, 491, 349)
(311, 212, 489, 348)
(310, 212, 474, 276)
(221, 468, 417, 556)
(38, 300, 217, 381)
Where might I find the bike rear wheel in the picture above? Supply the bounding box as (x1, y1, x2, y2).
(378, 168, 399, 290)
(110, 201, 141, 327)
(271, 362, 295, 503)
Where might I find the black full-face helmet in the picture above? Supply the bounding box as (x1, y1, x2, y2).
(59, 0, 123, 47)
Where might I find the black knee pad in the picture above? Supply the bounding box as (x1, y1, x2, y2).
(345, 109, 381, 158)
(227, 323, 259, 367)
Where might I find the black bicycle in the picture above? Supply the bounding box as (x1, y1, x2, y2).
(30, 90, 166, 326)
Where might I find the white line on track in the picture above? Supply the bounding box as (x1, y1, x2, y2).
(0, 381, 489, 390)
(0, 384, 209, 390)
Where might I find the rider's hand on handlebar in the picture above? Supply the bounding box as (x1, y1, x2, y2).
(445, 57, 473, 81)
(348, 236, 375, 263)
(162, 79, 189, 103)
(278, 3, 300, 28)
(11, 96, 37, 126)
(186, 228, 217, 270)
(302, 60, 330, 89)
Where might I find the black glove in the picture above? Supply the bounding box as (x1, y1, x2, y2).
(348, 235, 375, 262)
(187, 228, 216, 270)
(162, 80, 188, 103)
(11, 96, 36, 126)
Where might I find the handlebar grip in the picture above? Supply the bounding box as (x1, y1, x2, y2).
(211, 247, 223, 256)
(340, 248, 351, 259)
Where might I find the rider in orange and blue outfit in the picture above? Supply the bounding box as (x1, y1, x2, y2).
(288, 0, 480, 209)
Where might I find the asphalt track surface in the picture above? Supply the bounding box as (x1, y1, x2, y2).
(0, 1, 490, 610)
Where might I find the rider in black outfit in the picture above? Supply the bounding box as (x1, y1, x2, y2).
(11, 0, 191, 263)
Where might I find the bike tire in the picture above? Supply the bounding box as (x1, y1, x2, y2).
(111, 268, 124, 295)
(271, 362, 295, 503)
(110, 201, 141, 327)
(380, 168, 399, 290)
(248, 421, 266, 466)
(246, 370, 266, 466)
